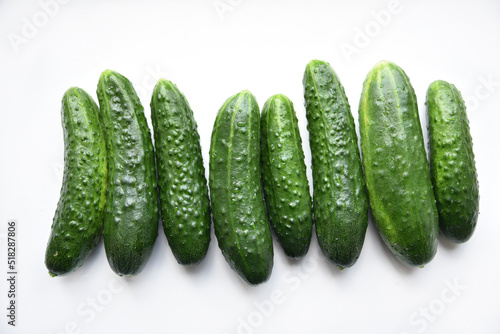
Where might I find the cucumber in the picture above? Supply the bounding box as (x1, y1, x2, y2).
(150, 79, 211, 264)
(209, 90, 273, 285)
(261, 94, 313, 259)
(426, 80, 479, 243)
(303, 60, 368, 269)
(358, 60, 439, 267)
(45, 87, 107, 277)
(97, 69, 159, 276)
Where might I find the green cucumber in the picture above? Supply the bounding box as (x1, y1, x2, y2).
(97, 69, 159, 276)
(45, 87, 107, 277)
(209, 90, 273, 285)
(261, 94, 313, 259)
(150, 79, 211, 264)
(426, 80, 479, 243)
(358, 60, 439, 267)
(303, 60, 368, 269)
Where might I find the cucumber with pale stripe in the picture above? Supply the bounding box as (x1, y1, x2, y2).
(358, 60, 439, 267)
(209, 90, 273, 285)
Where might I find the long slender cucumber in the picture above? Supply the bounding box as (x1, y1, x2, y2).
(303, 59, 368, 269)
(209, 90, 273, 285)
(97, 69, 159, 276)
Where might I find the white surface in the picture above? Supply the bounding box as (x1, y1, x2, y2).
(1, 1, 499, 333)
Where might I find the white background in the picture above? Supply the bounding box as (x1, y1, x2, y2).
(1, 1, 499, 333)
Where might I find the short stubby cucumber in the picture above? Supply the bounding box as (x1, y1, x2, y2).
(261, 94, 313, 259)
(150, 79, 211, 264)
(358, 60, 439, 267)
(426, 80, 479, 243)
(209, 90, 273, 285)
(45, 87, 107, 277)
(97, 70, 159, 276)
(303, 60, 368, 269)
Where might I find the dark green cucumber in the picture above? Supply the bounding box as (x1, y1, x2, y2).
(261, 94, 313, 259)
(45, 87, 107, 277)
(303, 60, 368, 269)
(209, 90, 273, 285)
(358, 60, 439, 267)
(97, 70, 159, 276)
(426, 80, 479, 243)
(150, 79, 211, 264)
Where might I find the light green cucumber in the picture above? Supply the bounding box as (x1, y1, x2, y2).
(358, 60, 439, 267)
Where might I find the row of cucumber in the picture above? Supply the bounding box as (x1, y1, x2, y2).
(45, 60, 479, 285)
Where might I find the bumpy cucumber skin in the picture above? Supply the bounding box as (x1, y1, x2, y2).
(303, 60, 368, 269)
(150, 79, 211, 265)
(358, 60, 439, 267)
(426, 80, 479, 243)
(209, 90, 273, 285)
(97, 70, 159, 276)
(45, 87, 107, 277)
(261, 94, 313, 259)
